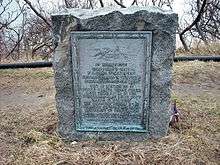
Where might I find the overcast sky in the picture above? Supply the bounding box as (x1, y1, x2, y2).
(1, 0, 190, 47)
(1, 0, 189, 18)
(17, 0, 188, 16)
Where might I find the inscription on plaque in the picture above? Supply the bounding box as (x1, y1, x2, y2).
(71, 32, 152, 132)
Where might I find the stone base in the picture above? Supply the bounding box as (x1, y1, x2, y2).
(52, 6, 178, 141)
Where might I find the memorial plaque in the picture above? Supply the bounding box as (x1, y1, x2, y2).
(52, 7, 178, 140)
(71, 31, 152, 132)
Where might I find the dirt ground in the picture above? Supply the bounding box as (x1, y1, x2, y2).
(0, 61, 220, 165)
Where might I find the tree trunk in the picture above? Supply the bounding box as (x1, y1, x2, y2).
(179, 33, 189, 51)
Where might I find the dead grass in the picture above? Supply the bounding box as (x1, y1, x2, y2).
(0, 62, 220, 165)
(176, 42, 220, 56)
(0, 68, 53, 79)
(173, 61, 220, 85)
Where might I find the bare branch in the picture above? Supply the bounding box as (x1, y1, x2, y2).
(180, 0, 207, 37)
(88, 0, 94, 9)
(0, 0, 12, 15)
(5, 27, 24, 58)
(23, 0, 51, 28)
(131, 0, 138, 6)
(114, 0, 126, 8)
(99, 0, 104, 7)
(64, 0, 71, 8)
(1, 5, 25, 30)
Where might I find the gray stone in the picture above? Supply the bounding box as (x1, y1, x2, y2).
(51, 6, 178, 141)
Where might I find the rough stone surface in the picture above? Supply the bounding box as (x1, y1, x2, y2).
(51, 6, 178, 141)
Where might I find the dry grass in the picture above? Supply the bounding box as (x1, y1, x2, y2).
(0, 62, 220, 165)
(173, 61, 220, 84)
(176, 43, 220, 56)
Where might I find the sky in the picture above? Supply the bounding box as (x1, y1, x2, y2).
(1, 0, 189, 20)
(1, 0, 190, 47)
(12, 0, 188, 15)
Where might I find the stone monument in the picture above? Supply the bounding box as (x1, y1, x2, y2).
(52, 6, 178, 141)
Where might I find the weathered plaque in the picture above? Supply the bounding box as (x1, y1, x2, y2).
(71, 31, 152, 132)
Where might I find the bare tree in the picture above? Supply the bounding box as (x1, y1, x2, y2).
(23, 0, 51, 27)
(193, 0, 220, 42)
(22, 14, 52, 60)
(179, 0, 219, 51)
(179, 0, 207, 51)
(0, 0, 26, 61)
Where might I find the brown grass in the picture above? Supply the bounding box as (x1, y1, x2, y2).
(0, 62, 220, 165)
(176, 42, 220, 56)
(173, 61, 220, 84)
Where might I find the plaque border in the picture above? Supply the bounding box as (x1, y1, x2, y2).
(71, 31, 152, 132)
